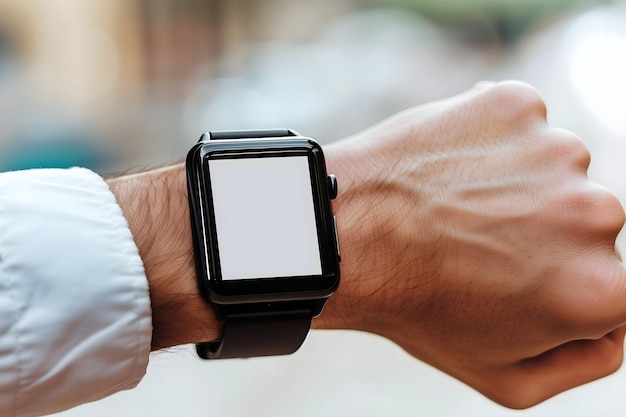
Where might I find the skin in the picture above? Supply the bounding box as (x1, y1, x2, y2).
(108, 81, 626, 409)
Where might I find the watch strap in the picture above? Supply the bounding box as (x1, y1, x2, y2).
(196, 301, 314, 359)
(209, 129, 299, 141)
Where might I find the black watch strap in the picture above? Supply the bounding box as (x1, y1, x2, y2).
(208, 128, 299, 141)
(196, 301, 315, 359)
(196, 128, 315, 360)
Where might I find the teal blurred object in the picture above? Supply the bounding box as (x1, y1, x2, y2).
(390, 0, 602, 18)
(0, 125, 109, 173)
(387, 0, 605, 42)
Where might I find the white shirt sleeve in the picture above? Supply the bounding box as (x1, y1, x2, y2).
(0, 168, 152, 417)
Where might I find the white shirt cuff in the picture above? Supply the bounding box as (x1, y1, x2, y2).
(0, 168, 151, 417)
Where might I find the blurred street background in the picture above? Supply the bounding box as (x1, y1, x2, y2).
(1, 0, 626, 415)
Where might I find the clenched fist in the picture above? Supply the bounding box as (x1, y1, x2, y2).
(317, 81, 626, 408)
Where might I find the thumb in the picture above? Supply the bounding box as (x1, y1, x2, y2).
(495, 327, 626, 409)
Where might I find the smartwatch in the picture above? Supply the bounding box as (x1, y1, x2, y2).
(186, 129, 341, 359)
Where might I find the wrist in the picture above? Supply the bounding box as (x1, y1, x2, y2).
(312, 137, 437, 337)
(311, 142, 395, 333)
(106, 139, 406, 347)
(107, 164, 220, 350)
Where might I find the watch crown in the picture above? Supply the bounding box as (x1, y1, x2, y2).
(327, 175, 338, 199)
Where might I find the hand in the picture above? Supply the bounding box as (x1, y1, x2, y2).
(318, 81, 626, 408)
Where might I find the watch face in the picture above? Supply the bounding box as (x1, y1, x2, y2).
(187, 136, 340, 304)
(209, 155, 322, 280)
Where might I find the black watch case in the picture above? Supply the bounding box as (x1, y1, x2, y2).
(186, 135, 340, 311)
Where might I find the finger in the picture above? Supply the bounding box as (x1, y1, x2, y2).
(486, 327, 626, 409)
(519, 327, 625, 405)
(556, 256, 626, 335)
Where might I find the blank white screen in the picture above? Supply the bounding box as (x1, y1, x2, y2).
(209, 156, 322, 280)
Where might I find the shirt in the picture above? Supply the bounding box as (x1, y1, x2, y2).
(0, 168, 151, 417)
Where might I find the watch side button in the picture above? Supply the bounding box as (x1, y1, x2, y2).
(327, 174, 338, 200)
(333, 216, 341, 262)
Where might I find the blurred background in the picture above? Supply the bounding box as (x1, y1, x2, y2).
(1, 0, 625, 415)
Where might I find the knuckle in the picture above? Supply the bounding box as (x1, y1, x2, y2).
(550, 176, 626, 237)
(564, 183, 625, 235)
(552, 263, 626, 333)
(549, 129, 591, 170)
(599, 192, 626, 231)
(483, 80, 547, 121)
